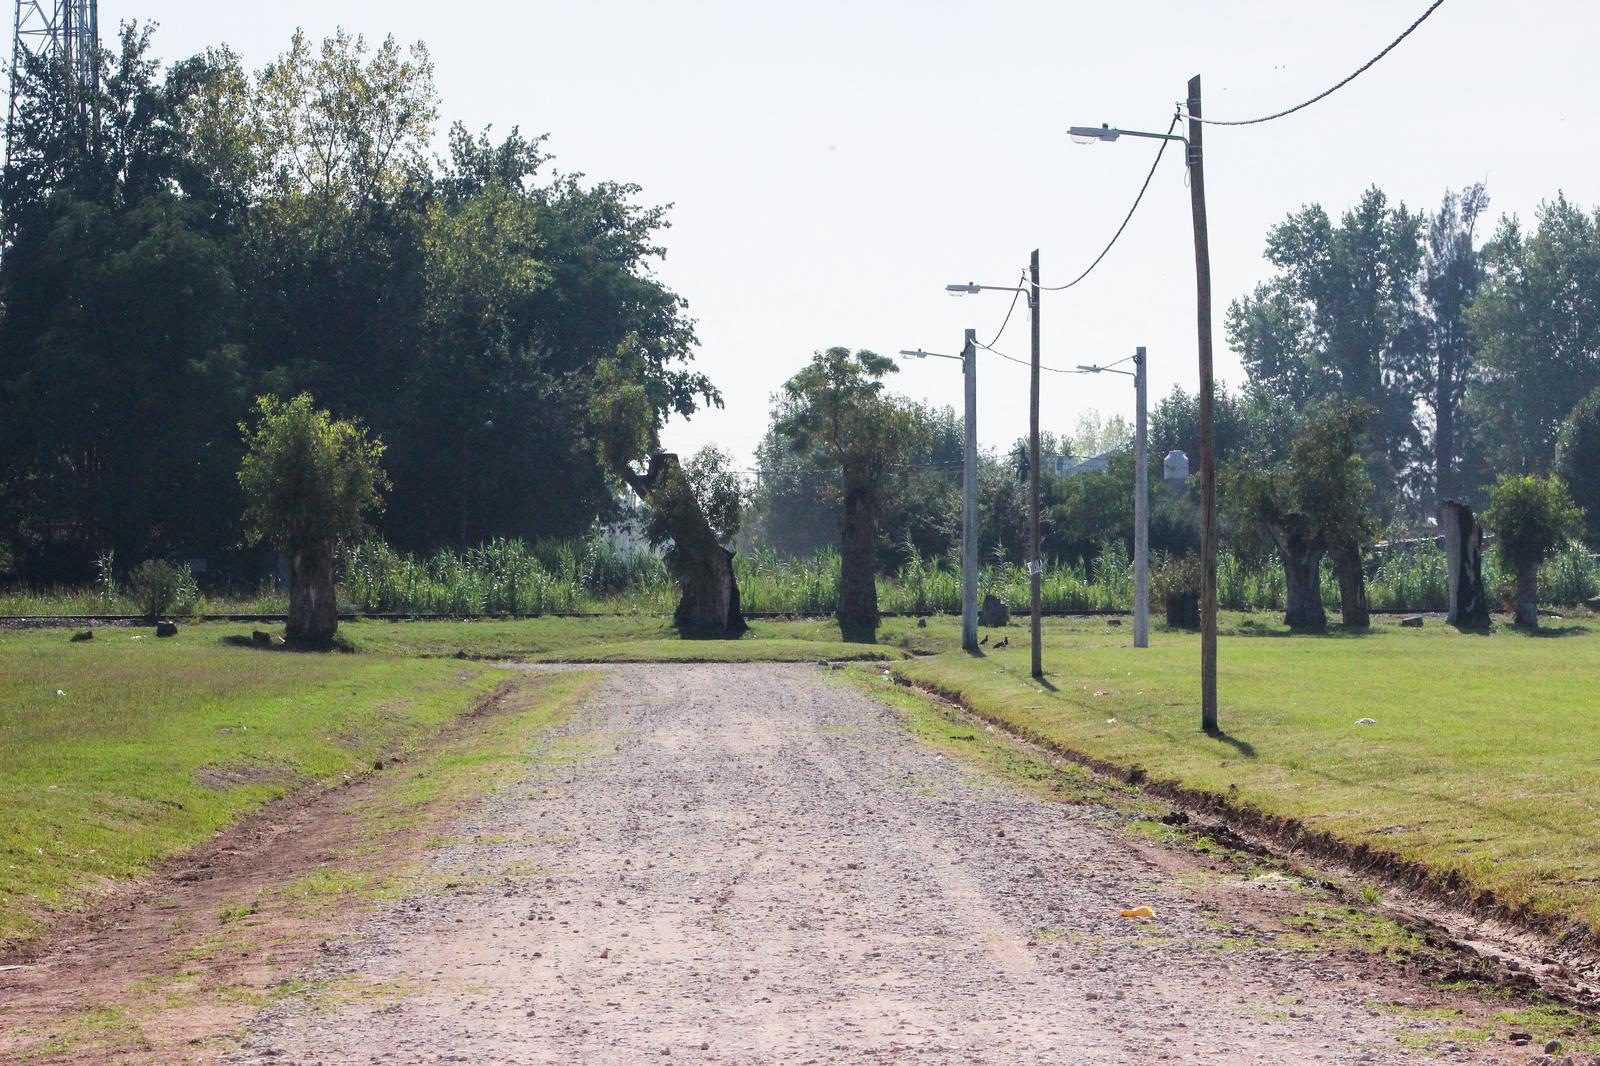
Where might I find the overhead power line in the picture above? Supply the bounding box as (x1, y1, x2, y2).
(1179, 0, 1447, 127)
(1034, 110, 1182, 292)
(974, 111, 1179, 349)
(973, 339, 1085, 376)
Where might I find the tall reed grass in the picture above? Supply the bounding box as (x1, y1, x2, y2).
(3, 537, 1596, 618)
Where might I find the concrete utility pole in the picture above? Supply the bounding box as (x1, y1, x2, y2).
(1133, 346, 1149, 648)
(1028, 249, 1043, 680)
(896, 338, 979, 651)
(1077, 349, 1149, 648)
(961, 329, 979, 652)
(1186, 74, 1219, 732)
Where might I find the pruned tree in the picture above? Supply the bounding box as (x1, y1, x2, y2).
(589, 347, 743, 635)
(773, 347, 929, 633)
(238, 393, 388, 644)
(1484, 474, 1582, 628)
(1225, 399, 1376, 631)
(1296, 401, 1379, 628)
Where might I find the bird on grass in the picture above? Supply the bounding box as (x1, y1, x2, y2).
(979, 634, 989, 646)
(993, 637, 1010, 649)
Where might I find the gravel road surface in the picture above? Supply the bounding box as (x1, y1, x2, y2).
(237, 664, 1516, 1064)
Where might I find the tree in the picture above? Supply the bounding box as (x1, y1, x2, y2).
(589, 347, 740, 635)
(1555, 386, 1600, 543)
(1294, 401, 1379, 628)
(237, 394, 388, 644)
(682, 445, 746, 546)
(1484, 475, 1582, 628)
(773, 347, 928, 632)
(1227, 187, 1423, 498)
(1469, 196, 1600, 476)
(1224, 399, 1376, 631)
(1418, 185, 1489, 510)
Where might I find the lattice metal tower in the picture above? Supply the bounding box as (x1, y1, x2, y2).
(7, 1, 99, 139)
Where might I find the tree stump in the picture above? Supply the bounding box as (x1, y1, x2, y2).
(1442, 500, 1491, 628)
(979, 594, 1010, 628)
(1164, 592, 1199, 629)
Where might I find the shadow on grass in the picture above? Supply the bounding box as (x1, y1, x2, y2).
(837, 622, 881, 645)
(1523, 623, 1591, 638)
(1230, 622, 1377, 639)
(219, 633, 357, 653)
(1204, 727, 1257, 758)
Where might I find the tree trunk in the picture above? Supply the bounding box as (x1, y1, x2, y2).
(286, 540, 339, 645)
(1331, 542, 1370, 628)
(838, 466, 880, 633)
(1513, 560, 1539, 629)
(1434, 382, 1455, 514)
(1272, 516, 1327, 632)
(1442, 499, 1491, 628)
(619, 452, 746, 636)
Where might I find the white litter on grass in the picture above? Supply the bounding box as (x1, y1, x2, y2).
(54, 689, 65, 697)
(1106, 718, 1117, 724)
(1355, 717, 1377, 726)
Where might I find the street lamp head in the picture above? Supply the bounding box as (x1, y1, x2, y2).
(945, 283, 982, 295)
(1076, 364, 1100, 373)
(1068, 124, 1119, 145)
(897, 349, 928, 359)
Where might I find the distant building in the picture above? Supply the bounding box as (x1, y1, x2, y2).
(1054, 449, 1121, 478)
(1163, 449, 1190, 492)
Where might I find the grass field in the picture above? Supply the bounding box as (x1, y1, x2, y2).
(8, 607, 1600, 961)
(0, 625, 515, 944)
(888, 611, 1600, 945)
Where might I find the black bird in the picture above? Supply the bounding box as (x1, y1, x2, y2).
(916, 617, 927, 628)
(979, 634, 989, 646)
(993, 636, 1010, 649)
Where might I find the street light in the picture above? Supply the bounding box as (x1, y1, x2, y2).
(1077, 349, 1149, 650)
(897, 332, 980, 653)
(1071, 75, 1219, 734)
(948, 256, 1045, 680)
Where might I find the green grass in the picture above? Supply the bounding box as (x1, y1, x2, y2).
(890, 612, 1600, 943)
(0, 624, 506, 945)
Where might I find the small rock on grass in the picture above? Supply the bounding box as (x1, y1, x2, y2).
(1400, 615, 1424, 628)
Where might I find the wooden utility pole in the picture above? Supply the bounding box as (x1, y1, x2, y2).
(1133, 346, 1149, 649)
(1186, 74, 1219, 732)
(1029, 249, 1043, 679)
(961, 328, 979, 652)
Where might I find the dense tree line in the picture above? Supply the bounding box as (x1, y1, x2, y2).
(0, 25, 711, 581)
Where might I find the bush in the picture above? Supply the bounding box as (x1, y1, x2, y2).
(128, 560, 198, 621)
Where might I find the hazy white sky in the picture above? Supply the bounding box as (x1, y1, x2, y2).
(24, 1, 1596, 466)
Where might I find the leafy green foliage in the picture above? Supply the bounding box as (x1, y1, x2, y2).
(1484, 474, 1582, 573)
(1469, 196, 1600, 477)
(237, 394, 388, 555)
(127, 560, 199, 621)
(1227, 188, 1422, 482)
(0, 24, 708, 582)
(1555, 386, 1600, 542)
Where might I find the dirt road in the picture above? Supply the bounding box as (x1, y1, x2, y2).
(226, 663, 1543, 1064)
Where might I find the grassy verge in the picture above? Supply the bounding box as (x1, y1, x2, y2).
(0, 624, 509, 946)
(889, 612, 1600, 945)
(0, 671, 595, 1062)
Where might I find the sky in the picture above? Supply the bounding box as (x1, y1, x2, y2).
(17, 0, 1595, 468)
